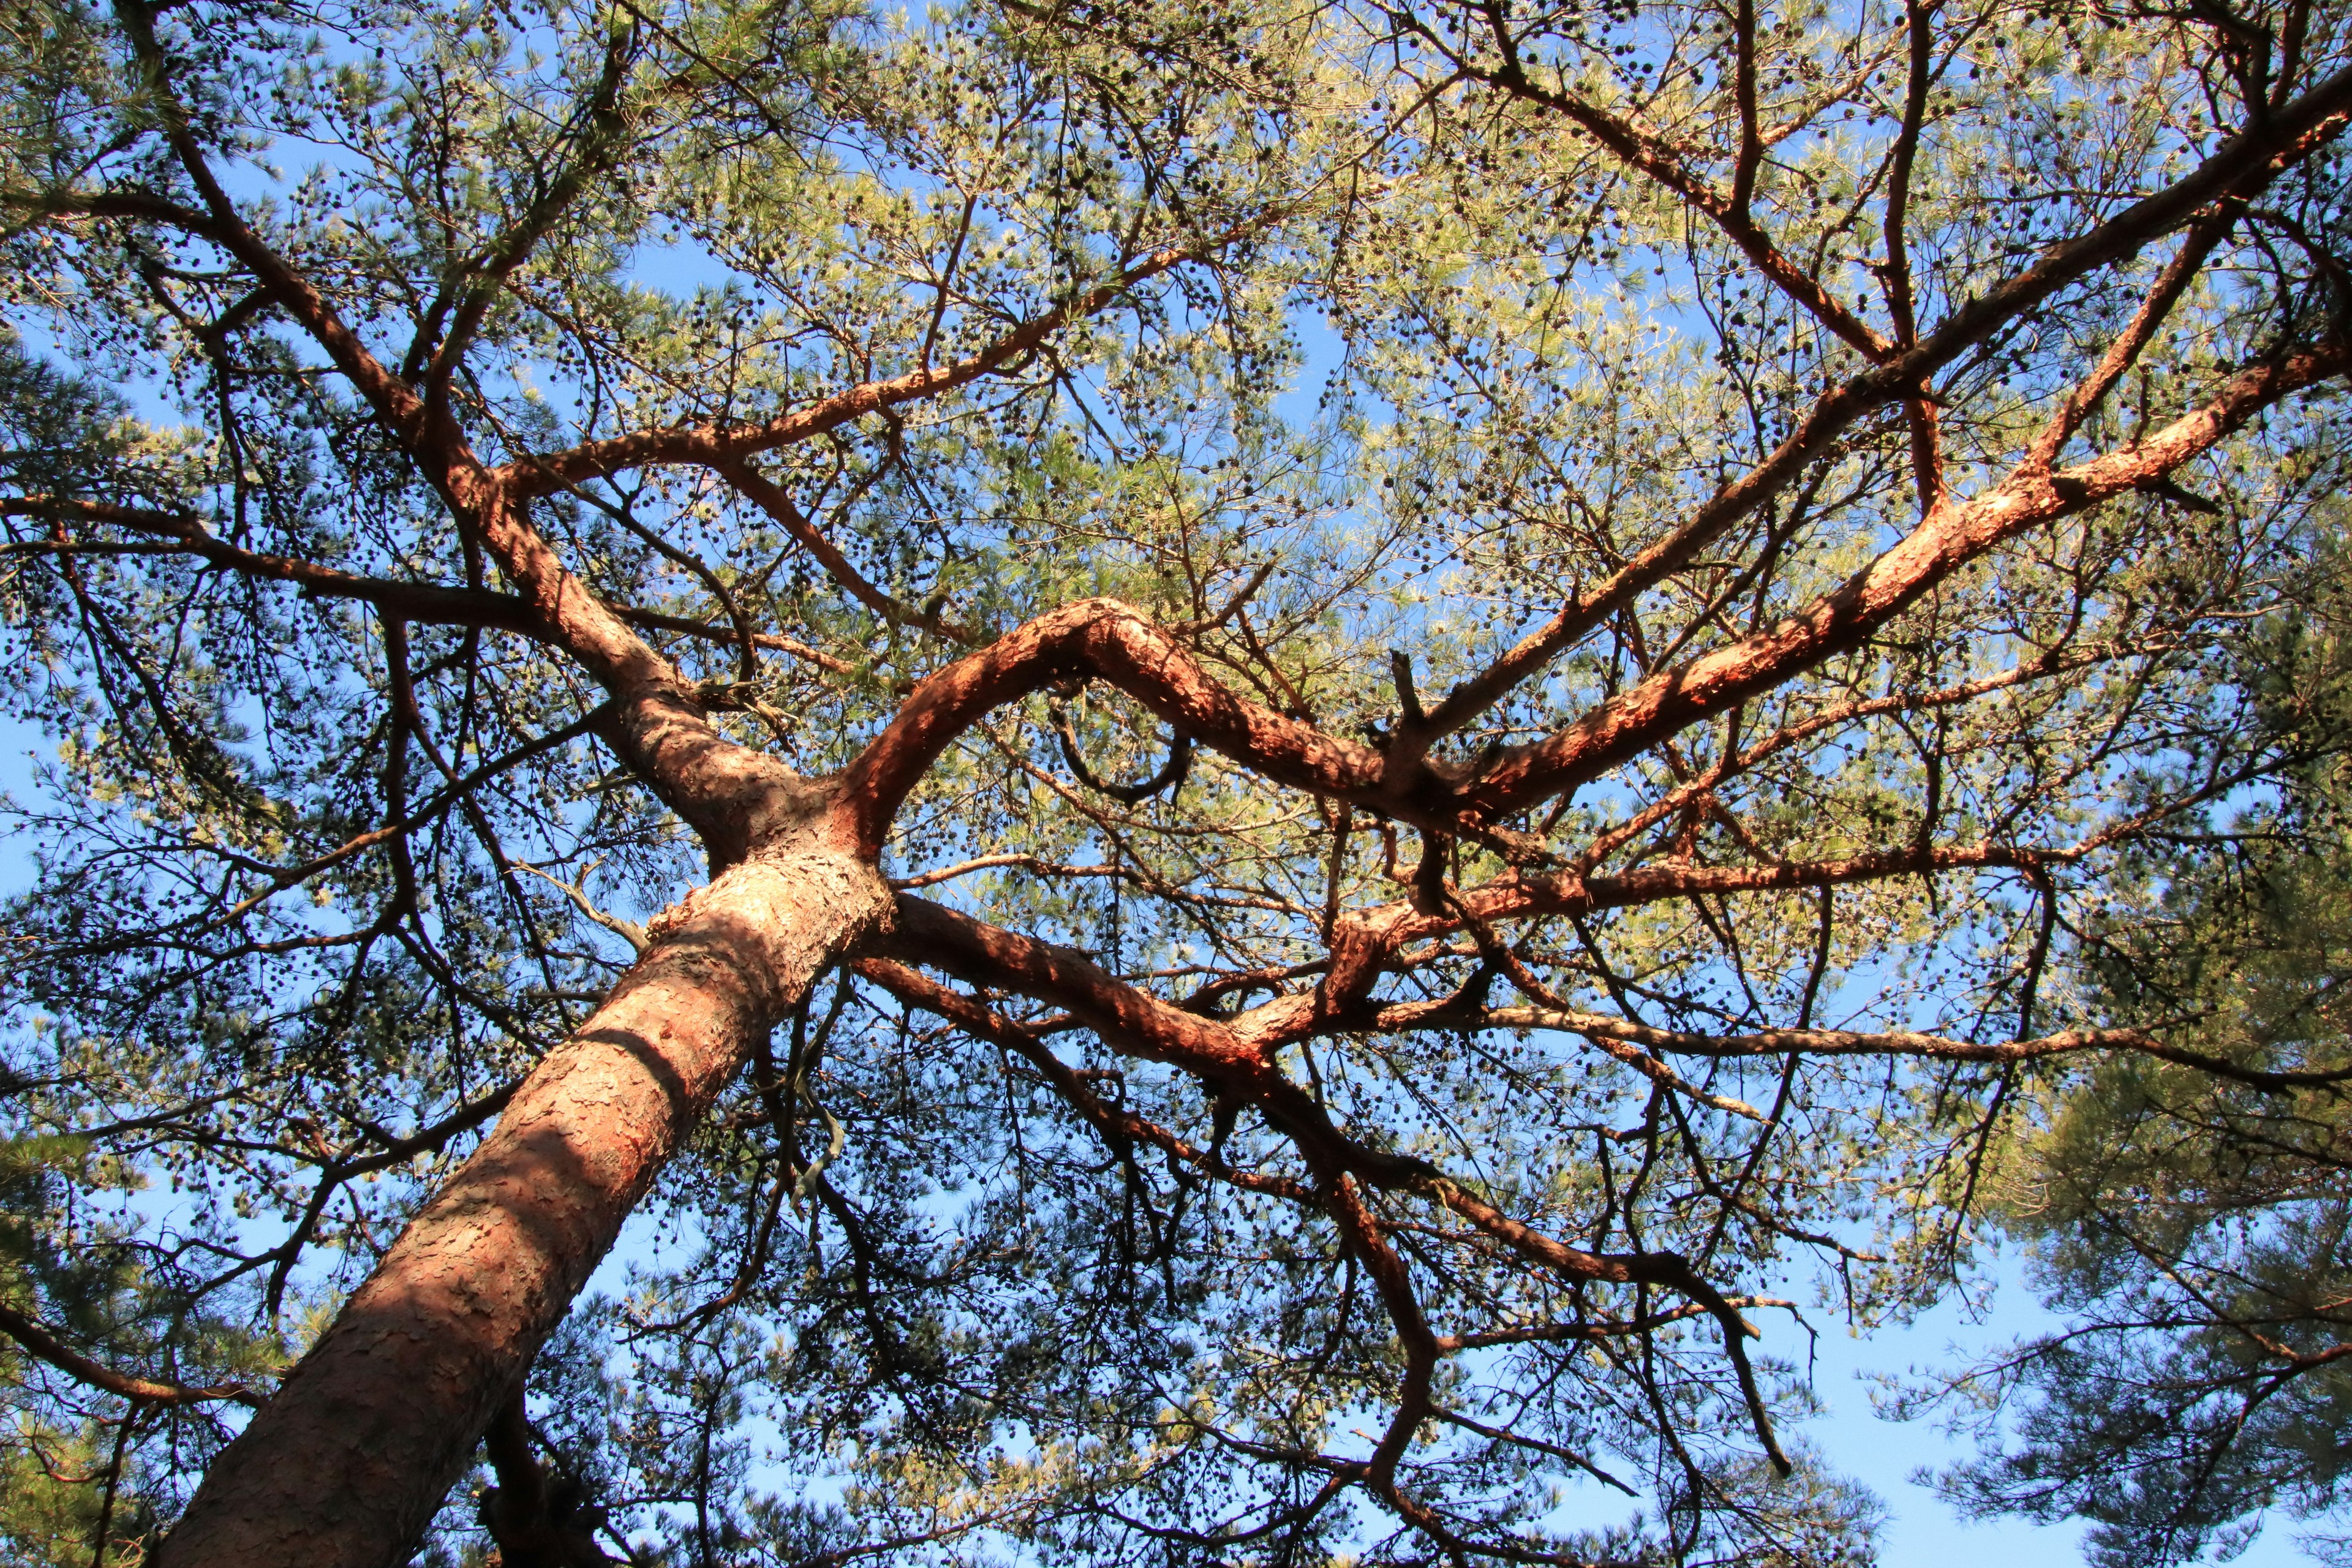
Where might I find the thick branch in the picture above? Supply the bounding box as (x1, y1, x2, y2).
(837, 598, 1397, 856)
(96, 17, 781, 847)
(1466, 337, 2351, 815)
(867, 895, 1790, 1466)
(1408, 62, 2352, 754)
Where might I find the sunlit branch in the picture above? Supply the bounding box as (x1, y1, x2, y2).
(1402, 62, 2352, 758)
(1466, 335, 2352, 815)
(840, 598, 1403, 856)
(2030, 217, 2236, 465)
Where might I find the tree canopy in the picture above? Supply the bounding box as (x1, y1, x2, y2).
(2, 0, 2351, 1564)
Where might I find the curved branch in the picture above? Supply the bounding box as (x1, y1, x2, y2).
(1051, 703, 1194, 804)
(510, 244, 1203, 496)
(0, 1303, 264, 1408)
(837, 598, 1394, 856)
(69, 18, 785, 854)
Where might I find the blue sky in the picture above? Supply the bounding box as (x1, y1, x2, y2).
(1800, 1266, 2304, 1567)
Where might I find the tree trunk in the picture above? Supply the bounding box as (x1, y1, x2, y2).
(154, 822, 890, 1568)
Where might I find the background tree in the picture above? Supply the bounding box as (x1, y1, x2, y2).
(1, 0, 2349, 1565)
(1912, 534, 2352, 1568)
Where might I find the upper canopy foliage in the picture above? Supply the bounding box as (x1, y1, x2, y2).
(2, 0, 2351, 1563)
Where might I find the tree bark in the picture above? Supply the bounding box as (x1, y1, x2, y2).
(154, 810, 891, 1568)
(479, 1390, 611, 1567)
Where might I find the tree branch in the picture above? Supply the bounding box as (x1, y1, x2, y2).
(0, 1303, 263, 1408)
(1405, 61, 2352, 756)
(509, 245, 1203, 496)
(1466, 335, 2351, 815)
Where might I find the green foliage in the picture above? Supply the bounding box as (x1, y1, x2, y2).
(0, 0, 2349, 1562)
(1923, 554, 2352, 1566)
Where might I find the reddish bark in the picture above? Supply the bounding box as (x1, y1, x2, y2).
(145, 309, 2342, 1555)
(1467, 339, 2352, 815)
(848, 957, 1314, 1201)
(869, 895, 1795, 1468)
(155, 816, 891, 1568)
(874, 894, 1722, 1297)
(837, 598, 1389, 853)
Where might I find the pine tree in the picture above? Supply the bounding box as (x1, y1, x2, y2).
(0, 0, 2347, 1563)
